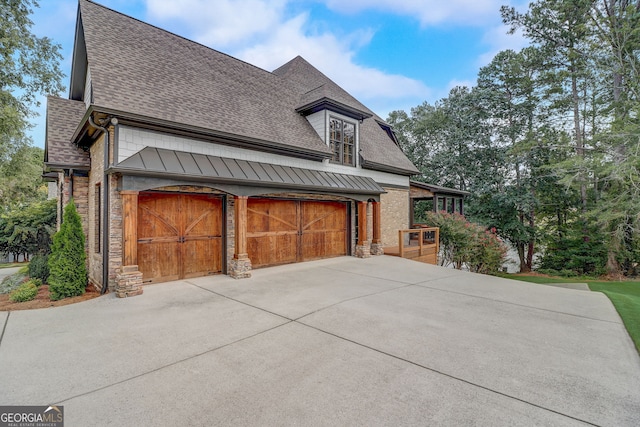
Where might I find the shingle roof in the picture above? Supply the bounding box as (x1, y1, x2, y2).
(115, 147, 385, 195)
(45, 96, 89, 168)
(73, 0, 417, 175)
(79, 0, 330, 157)
(273, 57, 419, 174)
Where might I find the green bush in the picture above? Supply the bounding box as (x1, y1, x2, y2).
(9, 280, 39, 302)
(424, 211, 507, 275)
(539, 224, 608, 277)
(28, 254, 49, 282)
(48, 201, 87, 301)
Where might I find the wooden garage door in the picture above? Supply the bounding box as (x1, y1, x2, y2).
(247, 199, 347, 268)
(137, 193, 223, 283)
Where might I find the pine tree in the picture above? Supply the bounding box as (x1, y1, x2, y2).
(48, 200, 87, 300)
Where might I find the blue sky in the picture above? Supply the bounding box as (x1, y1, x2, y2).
(28, 0, 529, 148)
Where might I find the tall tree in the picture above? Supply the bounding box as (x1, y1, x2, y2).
(0, 0, 64, 157)
(0, 145, 47, 210)
(502, 0, 594, 219)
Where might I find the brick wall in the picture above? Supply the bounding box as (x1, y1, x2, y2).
(380, 187, 409, 247)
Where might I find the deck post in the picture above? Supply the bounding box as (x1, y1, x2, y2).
(230, 195, 252, 278)
(355, 201, 370, 258)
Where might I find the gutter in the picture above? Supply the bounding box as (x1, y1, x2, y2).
(87, 115, 113, 294)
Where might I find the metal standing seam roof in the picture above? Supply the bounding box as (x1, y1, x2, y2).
(115, 147, 385, 194)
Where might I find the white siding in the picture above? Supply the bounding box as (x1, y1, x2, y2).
(117, 125, 408, 187)
(306, 110, 326, 142)
(84, 66, 92, 109)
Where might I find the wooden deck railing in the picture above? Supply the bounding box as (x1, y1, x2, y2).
(396, 227, 440, 265)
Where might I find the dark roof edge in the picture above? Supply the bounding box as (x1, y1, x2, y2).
(410, 180, 470, 196)
(107, 166, 385, 195)
(44, 162, 91, 172)
(74, 106, 333, 162)
(361, 159, 418, 176)
(296, 97, 373, 121)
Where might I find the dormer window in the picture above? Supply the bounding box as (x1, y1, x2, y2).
(329, 117, 355, 166)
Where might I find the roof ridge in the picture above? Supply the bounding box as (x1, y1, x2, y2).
(80, 0, 277, 79)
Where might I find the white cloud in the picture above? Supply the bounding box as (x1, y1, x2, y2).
(477, 24, 529, 66)
(144, 0, 431, 115)
(321, 0, 504, 26)
(235, 13, 431, 106)
(145, 0, 287, 47)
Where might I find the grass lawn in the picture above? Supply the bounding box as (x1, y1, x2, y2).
(0, 262, 25, 269)
(503, 273, 640, 354)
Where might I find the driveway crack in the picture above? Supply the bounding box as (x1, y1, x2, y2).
(413, 281, 621, 324)
(297, 320, 601, 427)
(0, 311, 9, 351)
(56, 320, 292, 405)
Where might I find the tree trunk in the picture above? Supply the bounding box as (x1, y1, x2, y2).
(517, 243, 526, 273)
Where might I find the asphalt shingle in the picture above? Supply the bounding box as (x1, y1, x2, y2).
(45, 96, 89, 168)
(52, 0, 418, 175)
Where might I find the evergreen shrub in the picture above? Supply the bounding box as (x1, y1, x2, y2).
(48, 201, 87, 300)
(9, 280, 38, 302)
(28, 253, 49, 282)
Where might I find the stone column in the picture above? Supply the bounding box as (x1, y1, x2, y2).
(116, 191, 143, 297)
(230, 196, 252, 278)
(370, 201, 384, 255)
(355, 201, 370, 258)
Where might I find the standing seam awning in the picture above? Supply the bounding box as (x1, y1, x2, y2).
(112, 147, 385, 195)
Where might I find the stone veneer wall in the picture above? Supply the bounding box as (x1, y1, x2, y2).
(380, 187, 410, 247)
(108, 173, 122, 291)
(88, 134, 104, 290)
(72, 176, 89, 260)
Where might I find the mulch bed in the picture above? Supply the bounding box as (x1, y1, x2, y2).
(0, 284, 100, 311)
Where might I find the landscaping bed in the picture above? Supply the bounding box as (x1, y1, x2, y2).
(0, 283, 99, 311)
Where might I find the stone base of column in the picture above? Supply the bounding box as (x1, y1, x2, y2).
(230, 257, 252, 279)
(370, 243, 385, 256)
(355, 244, 371, 258)
(115, 265, 143, 298)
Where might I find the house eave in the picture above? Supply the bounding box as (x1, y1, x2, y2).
(74, 106, 333, 162)
(361, 159, 419, 176)
(295, 97, 373, 122)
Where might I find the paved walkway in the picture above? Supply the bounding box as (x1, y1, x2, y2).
(0, 256, 638, 426)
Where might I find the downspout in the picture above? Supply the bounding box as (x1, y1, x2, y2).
(88, 115, 112, 294)
(69, 169, 74, 201)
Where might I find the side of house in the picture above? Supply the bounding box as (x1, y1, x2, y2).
(44, 0, 419, 296)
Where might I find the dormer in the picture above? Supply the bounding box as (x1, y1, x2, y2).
(296, 87, 372, 167)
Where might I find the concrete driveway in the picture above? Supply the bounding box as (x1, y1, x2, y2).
(0, 256, 638, 426)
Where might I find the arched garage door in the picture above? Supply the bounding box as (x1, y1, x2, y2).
(247, 198, 348, 268)
(137, 192, 223, 283)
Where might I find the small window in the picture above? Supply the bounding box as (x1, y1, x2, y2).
(329, 117, 355, 166)
(95, 184, 101, 253)
(447, 197, 454, 213)
(438, 197, 445, 212)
